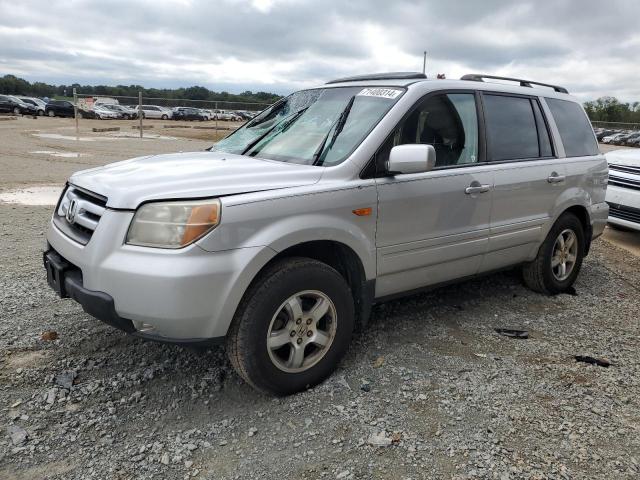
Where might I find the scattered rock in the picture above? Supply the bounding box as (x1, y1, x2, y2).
(55, 370, 77, 389)
(367, 431, 393, 447)
(8, 425, 28, 445)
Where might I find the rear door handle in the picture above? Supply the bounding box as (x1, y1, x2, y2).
(464, 184, 491, 194)
(547, 174, 566, 184)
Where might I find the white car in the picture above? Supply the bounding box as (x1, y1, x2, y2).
(605, 149, 640, 231)
(17, 96, 47, 116)
(602, 133, 626, 144)
(211, 109, 234, 121)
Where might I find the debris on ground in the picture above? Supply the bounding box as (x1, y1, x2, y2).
(495, 328, 529, 339)
(41, 330, 58, 341)
(575, 355, 612, 368)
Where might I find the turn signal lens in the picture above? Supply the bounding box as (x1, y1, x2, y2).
(181, 204, 220, 245)
(352, 207, 372, 216)
(126, 199, 221, 249)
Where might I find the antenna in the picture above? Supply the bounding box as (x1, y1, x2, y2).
(422, 51, 427, 74)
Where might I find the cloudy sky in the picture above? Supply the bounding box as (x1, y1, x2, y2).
(1, 0, 639, 101)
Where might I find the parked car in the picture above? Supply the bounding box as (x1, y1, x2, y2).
(17, 96, 47, 116)
(44, 72, 608, 395)
(602, 132, 626, 144)
(100, 104, 137, 119)
(0, 95, 37, 115)
(138, 105, 172, 120)
(605, 149, 640, 231)
(94, 105, 122, 120)
(623, 133, 640, 146)
(211, 109, 235, 121)
(172, 107, 206, 121)
(45, 100, 75, 118)
(596, 129, 616, 141)
(612, 132, 638, 146)
(198, 109, 211, 121)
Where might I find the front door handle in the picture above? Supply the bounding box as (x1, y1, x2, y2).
(465, 183, 491, 194)
(547, 173, 566, 184)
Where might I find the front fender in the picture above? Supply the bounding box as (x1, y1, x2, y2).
(197, 185, 378, 280)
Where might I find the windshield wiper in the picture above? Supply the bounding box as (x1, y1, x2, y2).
(312, 95, 356, 165)
(242, 106, 309, 156)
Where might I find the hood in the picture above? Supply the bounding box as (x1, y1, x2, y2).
(605, 149, 640, 168)
(69, 151, 323, 209)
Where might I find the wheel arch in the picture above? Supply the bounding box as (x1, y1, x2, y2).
(561, 204, 593, 255)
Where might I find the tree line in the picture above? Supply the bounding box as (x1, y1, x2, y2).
(0, 74, 281, 105)
(583, 96, 640, 124)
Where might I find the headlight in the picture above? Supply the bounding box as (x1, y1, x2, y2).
(126, 199, 221, 249)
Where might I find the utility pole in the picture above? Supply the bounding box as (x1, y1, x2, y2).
(422, 51, 427, 75)
(138, 91, 143, 139)
(73, 88, 79, 142)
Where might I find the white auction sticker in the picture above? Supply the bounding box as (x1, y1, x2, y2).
(357, 88, 403, 99)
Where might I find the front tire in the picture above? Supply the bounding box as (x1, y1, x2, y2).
(522, 212, 585, 294)
(47, 110, 55, 117)
(226, 258, 355, 395)
(161, 114, 168, 120)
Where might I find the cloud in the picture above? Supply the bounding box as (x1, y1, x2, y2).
(0, 0, 638, 100)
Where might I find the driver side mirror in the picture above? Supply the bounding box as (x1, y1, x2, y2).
(386, 144, 436, 175)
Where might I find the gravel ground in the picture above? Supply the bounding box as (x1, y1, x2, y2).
(0, 120, 639, 479)
(1, 204, 639, 480)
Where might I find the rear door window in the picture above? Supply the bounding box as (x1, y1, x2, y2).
(483, 94, 539, 161)
(546, 98, 598, 157)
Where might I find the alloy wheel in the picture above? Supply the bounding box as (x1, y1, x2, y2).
(266, 290, 337, 373)
(551, 229, 578, 281)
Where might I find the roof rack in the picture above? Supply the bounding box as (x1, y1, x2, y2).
(326, 72, 427, 85)
(460, 74, 569, 94)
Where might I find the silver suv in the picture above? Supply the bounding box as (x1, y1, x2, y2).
(44, 73, 609, 395)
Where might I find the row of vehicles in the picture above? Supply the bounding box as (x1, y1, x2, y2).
(0, 95, 257, 122)
(596, 128, 640, 147)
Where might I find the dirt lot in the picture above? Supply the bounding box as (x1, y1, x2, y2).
(0, 117, 639, 479)
(0, 115, 235, 188)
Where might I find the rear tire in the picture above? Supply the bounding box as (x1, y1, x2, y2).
(226, 258, 355, 396)
(522, 212, 585, 294)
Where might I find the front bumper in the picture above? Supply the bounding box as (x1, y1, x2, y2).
(43, 250, 223, 345)
(606, 184, 640, 231)
(45, 208, 275, 341)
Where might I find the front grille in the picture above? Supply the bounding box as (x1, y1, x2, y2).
(53, 185, 107, 245)
(610, 163, 640, 175)
(608, 175, 640, 191)
(607, 202, 640, 224)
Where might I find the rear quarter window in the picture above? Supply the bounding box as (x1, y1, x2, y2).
(546, 98, 598, 157)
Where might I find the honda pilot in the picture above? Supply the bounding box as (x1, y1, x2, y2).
(44, 73, 608, 395)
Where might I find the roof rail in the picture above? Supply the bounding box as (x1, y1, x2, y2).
(326, 72, 427, 85)
(460, 74, 569, 94)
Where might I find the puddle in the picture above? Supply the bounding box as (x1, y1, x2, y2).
(31, 133, 115, 142)
(30, 150, 91, 158)
(0, 185, 64, 205)
(108, 131, 177, 140)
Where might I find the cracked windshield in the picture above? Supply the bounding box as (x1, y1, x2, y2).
(211, 86, 404, 166)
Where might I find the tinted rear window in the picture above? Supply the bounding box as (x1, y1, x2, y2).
(546, 98, 598, 157)
(483, 94, 539, 161)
